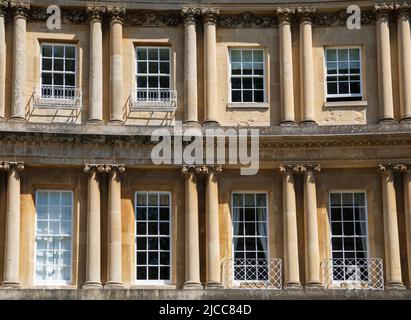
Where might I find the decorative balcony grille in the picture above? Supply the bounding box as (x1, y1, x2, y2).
(129, 88, 177, 111)
(321, 258, 384, 290)
(33, 86, 82, 109)
(221, 258, 282, 289)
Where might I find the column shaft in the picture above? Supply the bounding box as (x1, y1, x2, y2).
(83, 169, 102, 288)
(303, 170, 321, 286)
(106, 169, 122, 287)
(282, 169, 301, 287)
(397, 13, 411, 121)
(404, 171, 411, 287)
(89, 18, 103, 122)
(381, 168, 403, 287)
(184, 171, 202, 288)
(0, 12, 5, 119)
(204, 19, 218, 124)
(205, 171, 222, 288)
(1, 168, 21, 287)
(184, 18, 198, 124)
(109, 20, 123, 123)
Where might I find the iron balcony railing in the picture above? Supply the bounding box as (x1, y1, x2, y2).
(33, 86, 82, 109)
(129, 88, 177, 111)
(221, 258, 282, 289)
(322, 258, 384, 290)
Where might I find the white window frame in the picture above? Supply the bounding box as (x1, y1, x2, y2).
(39, 43, 77, 100)
(231, 191, 270, 285)
(324, 46, 363, 100)
(134, 191, 172, 285)
(34, 190, 73, 286)
(228, 48, 267, 105)
(328, 190, 370, 285)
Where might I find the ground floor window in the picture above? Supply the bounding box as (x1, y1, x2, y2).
(35, 190, 73, 284)
(232, 192, 268, 282)
(135, 192, 171, 283)
(329, 191, 369, 282)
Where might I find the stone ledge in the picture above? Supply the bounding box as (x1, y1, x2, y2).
(0, 288, 410, 300)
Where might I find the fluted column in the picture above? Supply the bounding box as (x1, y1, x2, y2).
(302, 165, 321, 287)
(83, 165, 103, 288)
(87, 5, 105, 123)
(202, 8, 220, 126)
(379, 164, 404, 288)
(403, 166, 411, 288)
(374, 4, 395, 123)
(0, 1, 8, 120)
(297, 7, 316, 125)
(276, 8, 296, 125)
(107, 6, 125, 124)
(280, 165, 301, 288)
(105, 165, 125, 288)
(205, 166, 222, 288)
(396, 4, 411, 122)
(182, 166, 202, 289)
(182, 8, 199, 125)
(10, 0, 30, 121)
(1, 162, 24, 288)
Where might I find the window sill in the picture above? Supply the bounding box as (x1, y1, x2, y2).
(323, 101, 368, 108)
(227, 103, 270, 110)
(131, 284, 176, 289)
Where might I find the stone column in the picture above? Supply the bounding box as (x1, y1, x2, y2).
(396, 4, 411, 122)
(276, 8, 296, 125)
(182, 166, 202, 289)
(202, 8, 220, 126)
(182, 8, 199, 125)
(374, 4, 395, 123)
(107, 6, 125, 124)
(83, 165, 103, 288)
(279, 165, 301, 287)
(205, 166, 222, 288)
(297, 7, 316, 125)
(0, 1, 8, 120)
(0, 162, 24, 288)
(105, 165, 125, 288)
(10, 0, 30, 121)
(379, 164, 404, 288)
(87, 5, 105, 123)
(302, 165, 321, 287)
(402, 166, 411, 288)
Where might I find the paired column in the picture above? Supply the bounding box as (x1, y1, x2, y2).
(205, 166, 222, 288)
(87, 5, 105, 123)
(402, 166, 411, 288)
(107, 7, 125, 124)
(202, 8, 220, 126)
(1, 162, 24, 288)
(396, 4, 411, 122)
(297, 8, 316, 125)
(83, 165, 103, 288)
(182, 166, 202, 289)
(276, 8, 296, 125)
(105, 165, 125, 288)
(279, 165, 301, 287)
(182, 8, 199, 125)
(374, 5, 395, 123)
(10, 0, 30, 121)
(0, 1, 7, 120)
(378, 164, 404, 288)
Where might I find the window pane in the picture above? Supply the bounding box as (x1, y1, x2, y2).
(42, 59, 52, 71)
(160, 62, 169, 74)
(242, 78, 252, 89)
(231, 90, 241, 102)
(232, 78, 241, 89)
(54, 46, 64, 58)
(349, 48, 360, 60)
(254, 90, 264, 102)
(242, 63, 252, 75)
(338, 49, 348, 61)
(42, 45, 52, 57)
(65, 74, 75, 87)
(137, 62, 147, 74)
(253, 63, 264, 75)
(160, 77, 170, 89)
(137, 48, 147, 60)
(253, 50, 263, 62)
(137, 76, 147, 88)
(148, 48, 158, 60)
(231, 63, 241, 75)
(243, 90, 252, 102)
(159, 48, 170, 61)
(231, 50, 241, 62)
(326, 49, 337, 61)
(65, 46, 75, 59)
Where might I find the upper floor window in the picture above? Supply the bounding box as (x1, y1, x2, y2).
(35, 190, 73, 285)
(135, 192, 171, 284)
(325, 48, 362, 102)
(40, 44, 77, 101)
(229, 49, 265, 104)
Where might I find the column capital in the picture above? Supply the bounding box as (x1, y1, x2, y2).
(181, 7, 201, 24)
(279, 164, 294, 174)
(0, 161, 24, 171)
(204, 165, 223, 175)
(294, 164, 321, 174)
(106, 6, 126, 24)
(373, 3, 395, 21)
(296, 7, 317, 23)
(9, 0, 30, 19)
(394, 2, 410, 19)
(86, 4, 106, 22)
(84, 164, 125, 174)
(182, 164, 209, 176)
(378, 163, 397, 172)
(0, 1, 8, 17)
(274, 7, 295, 24)
(201, 7, 220, 24)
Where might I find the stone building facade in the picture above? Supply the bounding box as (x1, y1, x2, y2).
(0, 0, 411, 299)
